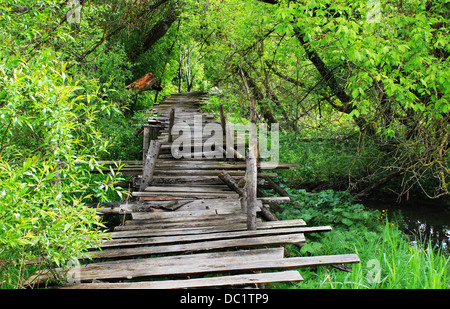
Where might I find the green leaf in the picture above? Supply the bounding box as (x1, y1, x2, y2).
(341, 218, 354, 226)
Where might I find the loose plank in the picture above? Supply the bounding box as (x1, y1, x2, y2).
(58, 254, 359, 283)
(28, 248, 285, 286)
(60, 270, 303, 289)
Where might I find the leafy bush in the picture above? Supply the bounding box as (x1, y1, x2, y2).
(277, 188, 381, 231)
(0, 51, 123, 288)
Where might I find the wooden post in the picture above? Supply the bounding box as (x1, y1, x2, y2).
(246, 97, 258, 230)
(218, 170, 247, 212)
(142, 125, 150, 163)
(219, 104, 226, 136)
(168, 108, 175, 143)
(139, 140, 161, 192)
(249, 97, 259, 161)
(246, 149, 257, 230)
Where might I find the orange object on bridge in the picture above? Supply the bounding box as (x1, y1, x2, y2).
(126, 72, 162, 93)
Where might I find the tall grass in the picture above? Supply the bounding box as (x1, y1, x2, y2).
(277, 220, 450, 289)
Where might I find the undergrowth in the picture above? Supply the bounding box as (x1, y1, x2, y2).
(266, 187, 450, 289)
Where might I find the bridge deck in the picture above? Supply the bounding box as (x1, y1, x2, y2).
(27, 92, 359, 289)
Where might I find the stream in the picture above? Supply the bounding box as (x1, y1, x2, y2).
(364, 198, 450, 251)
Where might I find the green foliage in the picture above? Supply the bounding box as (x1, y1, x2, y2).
(276, 132, 379, 189)
(277, 188, 381, 231)
(0, 2, 127, 288)
(179, 0, 450, 198)
(0, 53, 122, 287)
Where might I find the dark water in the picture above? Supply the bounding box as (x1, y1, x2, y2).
(363, 198, 450, 251)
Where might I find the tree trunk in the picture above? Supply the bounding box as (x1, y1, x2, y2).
(141, 10, 179, 54)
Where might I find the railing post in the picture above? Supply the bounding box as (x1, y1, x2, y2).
(139, 140, 161, 192)
(246, 97, 258, 230)
(168, 108, 175, 143)
(246, 149, 257, 230)
(142, 125, 150, 163)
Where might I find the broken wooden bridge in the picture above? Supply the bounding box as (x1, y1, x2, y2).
(29, 91, 359, 289)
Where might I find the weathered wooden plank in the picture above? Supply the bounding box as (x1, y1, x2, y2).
(154, 171, 278, 177)
(63, 253, 359, 283)
(109, 219, 307, 239)
(113, 216, 256, 231)
(132, 191, 240, 198)
(101, 226, 332, 248)
(60, 270, 303, 289)
(110, 223, 246, 239)
(126, 212, 247, 225)
(27, 248, 285, 286)
(94, 165, 282, 176)
(258, 197, 291, 203)
(89, 233, 306, 259)
(131, 208, 241, 220)
(151, 161, 299, 170)
(166, 198, 242, 212)
(144, 185, 233, 193)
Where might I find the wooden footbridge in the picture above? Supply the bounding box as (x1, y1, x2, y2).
(29, 91, 359, 289)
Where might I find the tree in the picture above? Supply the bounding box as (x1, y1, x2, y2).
(251, 0, 450, 198)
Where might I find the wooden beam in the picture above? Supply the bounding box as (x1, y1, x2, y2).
(218, 170, 247, 211)
(139, 140, 161, 191)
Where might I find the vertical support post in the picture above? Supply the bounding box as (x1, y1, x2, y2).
(246, 149, 257, 230)
(168, 108, 175, 143)
(142, 125, 150, 163)
(249, 97, 259, 161)
(246, 97, 258, 230)
(139, 140, 161, 192)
